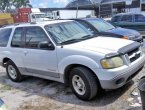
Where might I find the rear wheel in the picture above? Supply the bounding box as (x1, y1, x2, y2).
(69, 67, 99, 101)
(6, 60, 24, 82)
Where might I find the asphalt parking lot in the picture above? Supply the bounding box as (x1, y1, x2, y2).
(0, 44, 145, 110)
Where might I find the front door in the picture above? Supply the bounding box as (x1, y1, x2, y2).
(22, 26, 59, 78)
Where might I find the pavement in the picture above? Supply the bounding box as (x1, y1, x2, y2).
(0, 44, 145, 110)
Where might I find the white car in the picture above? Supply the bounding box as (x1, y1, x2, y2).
(0, 20, 144, 101)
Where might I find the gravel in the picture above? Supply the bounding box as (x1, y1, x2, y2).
(0, 47, 145, 110)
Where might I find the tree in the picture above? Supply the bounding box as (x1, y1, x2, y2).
(13, 0, 32, 8)
(0, 0, 32, 12)
(0, 0, 12, 12)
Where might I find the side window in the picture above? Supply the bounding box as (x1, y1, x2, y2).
(112, 16, 121, 22)
(11, 28, 23, 47)
(135, 14, 145, 22)
(0, 28, 12, 47)
(25, 27, 49, 49)
(121, 15, 133, 22)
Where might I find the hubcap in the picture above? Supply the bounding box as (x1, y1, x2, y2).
(72, 75, 86, 95)
(8, 65, 17, 79)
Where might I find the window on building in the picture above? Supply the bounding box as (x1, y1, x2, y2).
(0, 28, 12, 47)
(141, 4, 145, 11)
(135, 14, 145, 22)
(121, 15, 133, 22)
(25, 27, 48, 49)
(11, 28, 23, 47)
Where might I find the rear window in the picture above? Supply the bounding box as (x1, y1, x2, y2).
(135, 14, 145, 22)
(121, 15, 133, 22)
(0, 28, 12, 47)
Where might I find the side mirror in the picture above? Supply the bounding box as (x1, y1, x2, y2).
(38, 41, 55, 50)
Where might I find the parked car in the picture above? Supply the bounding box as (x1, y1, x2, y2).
(73, 18, 143, 43)
(111, 13, 145, 36)
(0, 20, 144, 101)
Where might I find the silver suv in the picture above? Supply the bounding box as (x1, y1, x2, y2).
(0, 20, 145, 100)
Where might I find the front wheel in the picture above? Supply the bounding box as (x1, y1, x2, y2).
(69, 67, 99, 101)
(6, 60, 24, 82)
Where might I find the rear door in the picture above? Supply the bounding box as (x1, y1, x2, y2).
(133, 14, 145, 32)
(22, 26, 59, 78)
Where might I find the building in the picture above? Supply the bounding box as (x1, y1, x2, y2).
(66, 0, 145, 17)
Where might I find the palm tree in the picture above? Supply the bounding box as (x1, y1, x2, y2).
(13, 0, 32, 8)
(0, 0, 12, 12)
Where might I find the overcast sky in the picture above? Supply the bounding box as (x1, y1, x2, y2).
(30, 0, 70, 8)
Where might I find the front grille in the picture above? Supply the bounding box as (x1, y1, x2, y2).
(127, 48, 139, 56)
(136, 38, 143, 43)
(127, 47, 141, 63)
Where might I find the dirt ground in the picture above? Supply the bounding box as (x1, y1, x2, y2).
(0, 47, 145, 110)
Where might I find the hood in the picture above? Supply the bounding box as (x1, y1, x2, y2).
(43, 18, 51, 21)
(66, 36, 134, 54)
(106, 27, 140, 37)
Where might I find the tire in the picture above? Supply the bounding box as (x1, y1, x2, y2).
(6, 60, 24, 82)
(69, 67, 98, 101)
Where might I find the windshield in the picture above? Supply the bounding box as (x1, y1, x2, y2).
(45, 21, 93, 44)
(87, 19, 115, 32)
(35, 14, 46, 18)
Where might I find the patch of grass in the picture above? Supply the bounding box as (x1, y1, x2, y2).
(0, 85, 12, 91)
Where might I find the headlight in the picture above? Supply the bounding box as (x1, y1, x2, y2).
(128, 35, 136, 40)
(122, 36, 129, 40)
(122, 35, 136, 40)
(101, 56, 124, 69)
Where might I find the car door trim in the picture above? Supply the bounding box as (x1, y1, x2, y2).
(19, 67, 60, 78)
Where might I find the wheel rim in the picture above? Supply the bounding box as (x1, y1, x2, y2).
(8, 65, 17, 79)
(72, 75, 86, 95)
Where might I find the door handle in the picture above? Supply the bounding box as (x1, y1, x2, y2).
(24, 51, 28, 55)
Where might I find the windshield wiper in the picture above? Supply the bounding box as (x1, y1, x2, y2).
(60, 39, 81, 45)
(60, 35, 98, 45)
(81, 34, 98, 40)
(81, 35, 92, 39)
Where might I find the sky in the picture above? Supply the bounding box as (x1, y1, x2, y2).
(30, 0, 70, 8)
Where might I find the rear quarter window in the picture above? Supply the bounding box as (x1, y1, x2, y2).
(135, 14, 145, 22)
(0, 28, 12, 47)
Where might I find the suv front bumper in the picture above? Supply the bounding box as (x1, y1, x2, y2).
(96, 54, 145, 90)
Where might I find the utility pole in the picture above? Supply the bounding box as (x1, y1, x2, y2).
(76, 0, 79, 18)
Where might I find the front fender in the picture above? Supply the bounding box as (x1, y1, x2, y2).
(58, 55, 100, 75)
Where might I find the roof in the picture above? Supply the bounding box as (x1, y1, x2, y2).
(101, 0, 127, 4)
(72, 18, 101, 21)
(66, 0, 134, 7)
(113, 12, 145, 17)
(2, 20, 73, 29)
